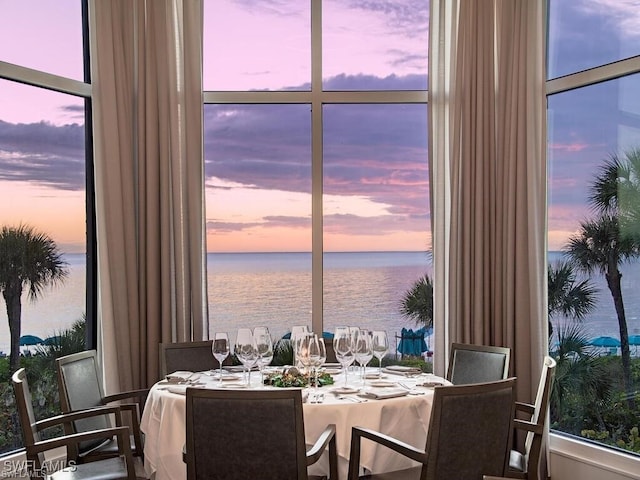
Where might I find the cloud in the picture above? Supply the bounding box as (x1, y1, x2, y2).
(549, 0, 640, 77)
(347, 0, 429, 36)
(0, 119, 85, 191)
(203, 89, 429, 232)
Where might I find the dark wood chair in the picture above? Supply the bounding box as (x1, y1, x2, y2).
(55, 350, 148, 462)
(185, 388, 338, 480)
(446, 342, 511, 385)
(12, 368, 136, 480)
(503, 355, 557, 480)
(159, 340, 232, 378)
(347, 378, 517, 480)
(323, 337, 338, 364)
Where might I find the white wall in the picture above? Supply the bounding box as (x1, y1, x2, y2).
(550, 434, 640, 480)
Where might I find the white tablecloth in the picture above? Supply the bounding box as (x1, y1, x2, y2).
(140, 369, 447, 479)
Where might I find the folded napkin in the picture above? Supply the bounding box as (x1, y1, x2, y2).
(382, 366, 423, 376)
(165, 371, 199, 383)
(419, 378, 447, 387)
(166, 384, 205, 395)
(358, 388, 409, 400)
(225, 365, 258, 373)
(166, 385, 188, 395)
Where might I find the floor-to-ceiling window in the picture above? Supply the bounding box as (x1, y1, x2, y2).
(203, 0, 431, 349)
(547, 0, 640, 457)
(0, 0, 92, 454)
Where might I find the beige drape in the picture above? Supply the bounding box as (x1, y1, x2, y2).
(430, 0, 547, 438)
(92, 0, 207, 391)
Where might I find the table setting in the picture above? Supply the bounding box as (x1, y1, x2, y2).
(141, 326, 450, 480)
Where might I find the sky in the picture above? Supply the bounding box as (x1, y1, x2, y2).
(0, 0, 639, 253)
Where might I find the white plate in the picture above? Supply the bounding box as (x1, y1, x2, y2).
(323, 368, 342, 375)
(369, 380, 397, 388)
(219, 382, 248, 389)
(364, 373, 387, 379)
(323, 363, 342, 369)
(331, 386, 360, 394)
(211, 374, 242, 381)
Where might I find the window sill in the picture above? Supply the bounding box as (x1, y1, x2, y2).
(550, 432, 640, 478)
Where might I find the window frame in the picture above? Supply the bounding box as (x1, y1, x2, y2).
(203, 0, 429, 335)
(545, 51, 640, 472)
(0, 0, 97, 351)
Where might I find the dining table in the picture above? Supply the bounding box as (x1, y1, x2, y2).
(140, 365, 450, 480)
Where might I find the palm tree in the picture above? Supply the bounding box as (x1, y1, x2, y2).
(564, 149, 640, 394)
(0, 224, 69, 372)
(400, 274, 433, 329)
(550, 323, 612, 432)
(547, 260, 598, 338)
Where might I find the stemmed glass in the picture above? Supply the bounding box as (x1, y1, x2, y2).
(308, 334, 326, 390)
(235, 328, 258, 386)
(354, 329, 373, 388)
(212, 332, 230, 385)
(295, 333, 312, 375)
(371, 330, 389, 378)
(290, 325, 309, 368)
(334, 327, 355, 388)
(253, 326, 274, 388)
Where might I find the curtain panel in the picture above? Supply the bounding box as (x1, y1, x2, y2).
(429, 0, 547, 433)
(92, 0, 207, 391)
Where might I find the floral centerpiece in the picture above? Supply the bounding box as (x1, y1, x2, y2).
(263, 367, 334, 388)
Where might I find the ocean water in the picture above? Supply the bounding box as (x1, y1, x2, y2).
(1, 251, 639, 355)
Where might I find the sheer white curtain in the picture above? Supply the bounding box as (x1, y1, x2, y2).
(91, 0, 206, 391)
(429, 0, 547, 430)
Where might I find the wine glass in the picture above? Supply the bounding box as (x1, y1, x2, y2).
(212, 332, 230, 385)
(235, 328, 258, 386)
(333, 326, 355, 387)
(253, 326, 273, 387)
(290, 325, 309, 368)
(371, 330, 389, 378)
(308, 334, 326, 389)
(349, 326, 360, 374)
(354, 329, 373, 388)
(295, 332, 313, 375)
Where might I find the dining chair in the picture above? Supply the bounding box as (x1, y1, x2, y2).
(323, 337, 339, 364)
(446, 342, 511, 385)
(12, 368, 136, 480)
(159, 340, 232, 378)
(185, 388, 338, 480)
(347, 377, 517, 480)
(55, 350, 148, 462)
(504, 355, 557, 480)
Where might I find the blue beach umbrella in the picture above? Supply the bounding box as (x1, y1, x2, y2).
(43, 336, 62, 346)
(588, 336, 621, 348)
(628, 335, 640, 346)
(19, 335, 44, 346)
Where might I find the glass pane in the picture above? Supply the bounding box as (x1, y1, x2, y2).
(323, 0, 429, 90)
(0, 80, 87, 454)
(548, 0, 640, 79)
(547, 74, 640, 455)
(203, 0, 310, 91)
(204, 104, 312, 340)
(323, 104, 431, 349)
(0, 0, 84, 81)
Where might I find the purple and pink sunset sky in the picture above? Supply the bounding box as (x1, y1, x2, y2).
(0, 0, 639, 253)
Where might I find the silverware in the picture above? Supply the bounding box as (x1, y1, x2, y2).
(310, 393, 324, 403)
(338, 395, 367, 403)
